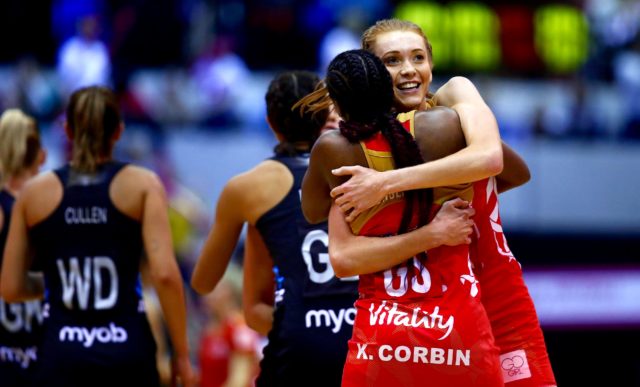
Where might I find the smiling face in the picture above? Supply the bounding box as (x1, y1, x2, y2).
(370, 30, 433, 113)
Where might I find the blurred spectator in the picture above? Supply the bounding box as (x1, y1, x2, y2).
(191, 36, 250, 126)
(198, 268, 260, 387)
(127, 68, 199, 126)
(317, 6, 366, 74)
(15, 57, 61, 121)
(586, 0, 640, 48)
(566, 78, 601, 139)
(56, 13, 111, 99)
(51, 0, 107, 46)
(583, 0, 640, 81)
(613, 35, 640, 140)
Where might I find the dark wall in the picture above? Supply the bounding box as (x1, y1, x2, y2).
(511, 232, 640, 386)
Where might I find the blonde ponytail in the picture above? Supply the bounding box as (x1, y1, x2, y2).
(0, 109, 40, 187)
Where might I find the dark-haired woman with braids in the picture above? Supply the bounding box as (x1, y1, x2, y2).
(191, 70, 359, 387)
(1, 86, 196, 387)
(311, 19, 555, 387)
(0, 109, 46, 386)
(299, 49, 503, 385)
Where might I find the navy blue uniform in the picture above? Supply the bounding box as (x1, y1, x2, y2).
(1, 189, 45, 386)
(255, 153, 359, 387)
(28, 163, 159, 387)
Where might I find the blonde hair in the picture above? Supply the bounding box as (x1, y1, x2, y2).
(0, 109, 41, 186)
(361, 18, 433, 63)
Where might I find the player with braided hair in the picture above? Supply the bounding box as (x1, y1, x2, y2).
(298, 49, 503, 385)
(193, 68, 473, 386)
(306, 19, 555, 387)
(193, 70, 449, 386)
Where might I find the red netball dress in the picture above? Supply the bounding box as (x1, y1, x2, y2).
(341, 111, 503, 386)
(470, 177, 556, 386)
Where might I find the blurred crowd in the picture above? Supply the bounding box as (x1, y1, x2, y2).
(0, 0, 639, 141)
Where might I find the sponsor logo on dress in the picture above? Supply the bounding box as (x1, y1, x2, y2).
(58, 322, 128, 348)
(1, 298, 45, 333)
(500, 349, 532, 383)
(381, 191, 404, 204)
(0, 346, 37, 369)
(368, 301, 454, 340)
(305, 307, 356, 333)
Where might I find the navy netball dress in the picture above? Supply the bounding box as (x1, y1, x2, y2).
(1, 190, 45, 386)
(29, 162, 159, 387)
(255, 152, 359, 387)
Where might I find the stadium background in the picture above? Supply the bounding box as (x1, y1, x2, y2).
(1, 0, 639, 385)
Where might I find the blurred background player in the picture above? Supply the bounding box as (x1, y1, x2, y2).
(0, 109, 46, 386)
(198, 264, 259, 387)
(1, 86, 196, 387)
(191, 70, 360, 386)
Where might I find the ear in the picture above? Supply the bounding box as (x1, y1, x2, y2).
(38, 148, 47, 167)
(266, 116, 285, 143)
(64, 121, 73, 140)
(27, 148, 47, 177)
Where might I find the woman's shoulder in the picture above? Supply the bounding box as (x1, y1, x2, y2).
(311, 129, 360, 158)
(229, 159, 291, 187)
(109, 164, 166, 212)
(21, 170, 61, 199)
(414, 108, 465, 162)
(114, 164, 164, 190)
(315, 128, 351, 146)
(19, 171, 64, 226)
(109, 164, 166, 221)
(415, 106, 460, 127)
(433, 76, 476, 96)
(432, 76, 483, 107)
(218, 159, 295, 223)
(118, 163, 158, 180)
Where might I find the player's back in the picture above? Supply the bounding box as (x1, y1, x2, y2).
(255, 152, 359, 387)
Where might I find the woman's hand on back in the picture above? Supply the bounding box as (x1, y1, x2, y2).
(330, 166, 388, 222)
(428, 198, 475, 246)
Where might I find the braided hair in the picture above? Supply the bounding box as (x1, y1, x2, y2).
(326, 49, 433, 238)
(266, 71, 328, 156)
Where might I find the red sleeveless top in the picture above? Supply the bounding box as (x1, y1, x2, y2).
(341, 111, 503, 386)
(470, 178, 556, 386)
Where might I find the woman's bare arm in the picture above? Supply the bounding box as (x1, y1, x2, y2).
(1, 189, 44, 301)
(140, 172, 195, 386)
(329, 199, 475, 277)
(496, 142, 530, 193)
(242, 225, 275, 335)
(302, 130, 362, 223)
(191, 178, 247, 295)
